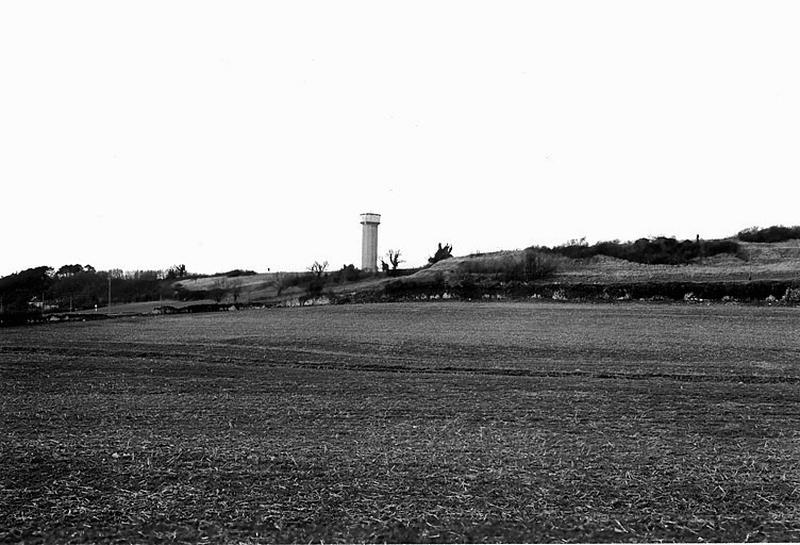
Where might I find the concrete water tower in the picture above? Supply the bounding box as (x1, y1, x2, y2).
(360, 212, 381, 272)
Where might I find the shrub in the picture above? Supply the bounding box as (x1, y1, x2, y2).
(548, 237, 740, 265)
(207, 288, 226, 303)
(448, 273, 482, 299)
(736, 225, 800, 243)
(222, 269, 257, 277)
(428, 243, 453, 265)
(329, 264, 376, 284)
(782, 287, 800, 304)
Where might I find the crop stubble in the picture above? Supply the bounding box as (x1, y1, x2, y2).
(1, 302, 799, 543)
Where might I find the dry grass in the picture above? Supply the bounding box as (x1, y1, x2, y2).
(174, 274, 281, 303)
(427, 241, 800, 285)
(168, 241, 800, 305)
(2, 303, 800, 542)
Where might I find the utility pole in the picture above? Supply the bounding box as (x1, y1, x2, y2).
(108, 274, 112, 313)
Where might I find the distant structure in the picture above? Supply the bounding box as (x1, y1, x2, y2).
(360, 213, 381, 272)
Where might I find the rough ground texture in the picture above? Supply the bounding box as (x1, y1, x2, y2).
(419, 240, 800, 285)
(2, 302, 800, 543)
(167, 240, 800, 305)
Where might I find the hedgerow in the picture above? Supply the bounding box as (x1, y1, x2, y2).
(736, 225, 800, 243)
(548, 237, 741, 265)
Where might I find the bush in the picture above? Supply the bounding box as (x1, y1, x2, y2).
(448, 274, 482, 299)
(428, 243, 453, 265)
(549, 237, 740, 265)
(736, 225, 800, 243)
(383, 273, 446, 300)
(173, 286, 215, 302)
(329, 264, 375, 284)
(0, 310, 44, 327)
(306, 277, 325, 298)
(783, 287, 800, 304)
(222, 269, 257, 277)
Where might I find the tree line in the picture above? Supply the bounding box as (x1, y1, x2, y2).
(0, 264, 191, 313)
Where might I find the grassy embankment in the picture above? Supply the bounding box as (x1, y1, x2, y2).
(105, 235, 800, 308)
(327, 239, 800, 304)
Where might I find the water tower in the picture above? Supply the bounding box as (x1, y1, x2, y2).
(360, 213, 381, 272)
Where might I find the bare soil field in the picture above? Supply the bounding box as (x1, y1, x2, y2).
(2, 302, 799, 543)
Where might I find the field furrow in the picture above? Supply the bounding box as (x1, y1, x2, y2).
(2, 302, 799, 543)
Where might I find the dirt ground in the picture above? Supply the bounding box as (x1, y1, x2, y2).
(2, 302, 799, 542)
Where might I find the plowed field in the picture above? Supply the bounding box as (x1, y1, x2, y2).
(2, 302, 799, 543)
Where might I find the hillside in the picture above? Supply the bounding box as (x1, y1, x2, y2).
(414, 240, 800, 285)
(173, 273, 283, 303)
(168, 239, 800, 306)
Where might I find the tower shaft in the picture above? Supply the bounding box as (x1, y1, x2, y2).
(360, 213, 381, 272)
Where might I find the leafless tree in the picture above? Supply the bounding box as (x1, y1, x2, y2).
(309, 261, 329, 277)
(387, 250, 404, 271)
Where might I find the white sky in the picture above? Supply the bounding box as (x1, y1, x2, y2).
(2, 1, 798, 276)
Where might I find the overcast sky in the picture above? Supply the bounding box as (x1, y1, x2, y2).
(2, 1, 798, 276)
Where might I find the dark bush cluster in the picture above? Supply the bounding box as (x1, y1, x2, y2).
(428, 243, 453, 265)
(277, 272, 319, 292)
(529, 280, 799, 302)
(371, 278, 800, 304)
(736, 225, 800, 243)
(329, 264, 369, 284)
(173, 286, 216, 302)
(0, 310, 45, 327)
(549, 237, 740, 265)
(220, 269, 257, 277)
(383, 273, 447, 300)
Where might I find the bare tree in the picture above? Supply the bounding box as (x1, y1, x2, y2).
(309, 261, 329, 277)
(166, 264, 187, 280)
(386, 250, 404, 271)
